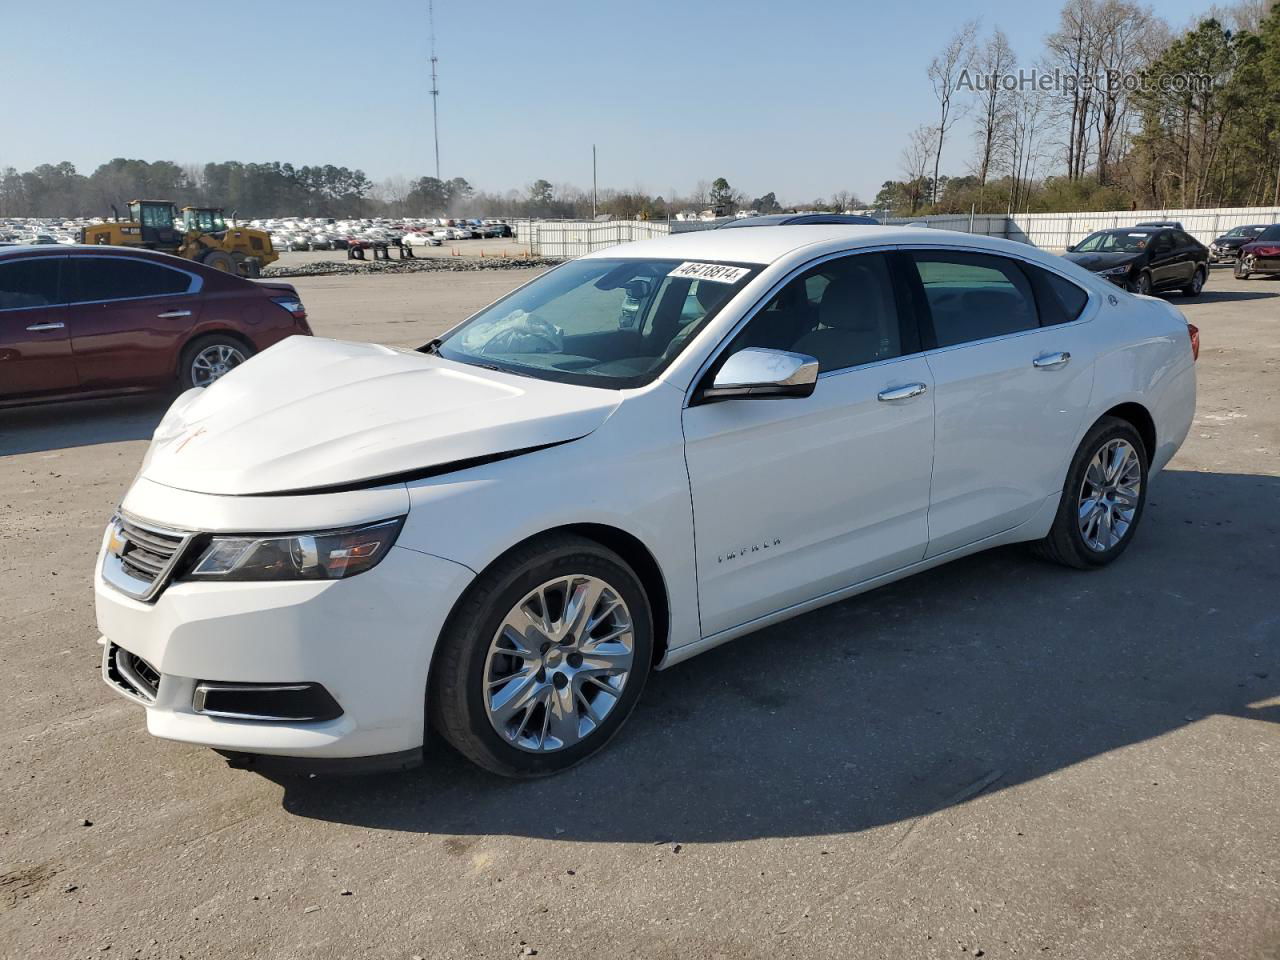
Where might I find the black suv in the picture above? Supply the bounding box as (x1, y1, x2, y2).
(1064, 227, 1209, 296)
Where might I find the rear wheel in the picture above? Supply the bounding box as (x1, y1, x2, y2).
(1031, 417, 1149, 570)
(179, 334, 253, 389)
(430, 534, 653, 777)
(1235, 256, 1254, 280)
(1182, 265, 1205, 296)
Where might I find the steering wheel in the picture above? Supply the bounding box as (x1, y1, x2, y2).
(478, 324, 561, 356)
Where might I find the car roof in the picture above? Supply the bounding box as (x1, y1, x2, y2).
(0, 243, 198, 264)
(582, 224, 1068, 271)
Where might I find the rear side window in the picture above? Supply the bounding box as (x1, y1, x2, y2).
(911, 251, 1038, 347)
(1025, 264, 1090, 325)
(0, 258, 62, 310)
(70, 258, 193, 303)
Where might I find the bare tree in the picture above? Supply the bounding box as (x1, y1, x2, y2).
(969, 28, 1017, 205)
(1006, 90, 1046, 213)
(1046, 0, 1102, 180)
(927, 20, 979, 205)
(1090, 0, 1158, 185)
(901, 124, 939, 213)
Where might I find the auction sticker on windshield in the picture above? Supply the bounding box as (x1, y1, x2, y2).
(669, 262, 752, 284)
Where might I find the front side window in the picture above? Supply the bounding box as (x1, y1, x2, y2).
(435, 258, 759, 388)
(912, 251, 1038, 347)
(1075, 231, 1150, 254)
(725, 252, 905, 373)
(0, 258, 62, 310)
(70, 258, 193, 303)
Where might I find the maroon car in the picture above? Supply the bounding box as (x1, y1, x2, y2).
(0, 245, 311, 407)
(1234, 223, 1280, 279)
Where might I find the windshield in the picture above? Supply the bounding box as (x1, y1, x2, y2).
(1227, 225, 1266, 237)
(433, 257, 760, 388)
(1074, 231, 1150, 253)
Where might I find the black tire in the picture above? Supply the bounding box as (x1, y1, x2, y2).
(1235, 256, 1253, 280)
(178, 333, 254, 390)
(1031, 416, 1149, 570)
(1131, 270, 1153, 296)
(430, 533, 653, 778)
(1181, 265, 1205, 296)
(201, 249, 236, 273)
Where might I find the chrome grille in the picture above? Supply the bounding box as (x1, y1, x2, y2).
(101, 513, 194, 602)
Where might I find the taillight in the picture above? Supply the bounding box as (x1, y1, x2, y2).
(1187, 323, 1199, 361)
(271, 295, 307, 321)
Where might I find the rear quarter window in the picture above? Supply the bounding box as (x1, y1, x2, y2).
(1025, 264, 1090, 325)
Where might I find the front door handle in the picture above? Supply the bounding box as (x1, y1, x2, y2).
(877, 382, 928, 402)
(1033, 351, 1071, 369)
(25, 322, 65, 331)
(156, 310, 192, 319)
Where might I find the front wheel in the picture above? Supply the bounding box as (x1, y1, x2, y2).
(1130, 270, 1153, 296)
(1031, 417, 1149, 570)
(430, 534, 653, 777)
(1235, 256, 1253, 280)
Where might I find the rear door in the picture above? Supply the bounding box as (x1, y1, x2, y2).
(65, 255, 203, 389)
(0, 255, 77, 400)
(1148, 232, 1180, 287)
(906, 249, 1096, 556)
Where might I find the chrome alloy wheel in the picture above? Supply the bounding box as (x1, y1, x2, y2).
(1078, 438, 1142, 552)
(484, 575, 634, 752)
(190, 343, 247, 387)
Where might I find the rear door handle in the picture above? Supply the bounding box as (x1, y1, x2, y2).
(156, 310, 192, 319)
(1033, 351, 1071, 369)
(877, 382, 928, 402)
(25, 322, 65, 331)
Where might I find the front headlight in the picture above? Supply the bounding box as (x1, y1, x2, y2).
(185, 517, 405, 582)
(1100, 265, 1132, 277)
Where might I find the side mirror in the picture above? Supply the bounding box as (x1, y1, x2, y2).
(699, 348, 819, 402)
(1065, 243, 1076, 252)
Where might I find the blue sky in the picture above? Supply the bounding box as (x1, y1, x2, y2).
(3, 0, 1218, 202)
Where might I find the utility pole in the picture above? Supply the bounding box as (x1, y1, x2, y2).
(429, 0, 441, 181)
(592, 145, 598, 219)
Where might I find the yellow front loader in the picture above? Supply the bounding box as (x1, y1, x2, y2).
(80, 200, 278, 277)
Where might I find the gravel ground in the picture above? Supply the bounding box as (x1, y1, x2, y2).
(0, 266, 1277, 960)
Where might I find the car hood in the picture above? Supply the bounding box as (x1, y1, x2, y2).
(140, 336, 621, 496)
(1062, 251, 1139, 271)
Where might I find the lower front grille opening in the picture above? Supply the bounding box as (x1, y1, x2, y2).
(105, 643, 161, 704)
(193, 682, 343, 723)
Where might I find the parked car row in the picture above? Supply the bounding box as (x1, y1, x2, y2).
(1063, 219, 1280, 291)
(256, 216, 514, 253)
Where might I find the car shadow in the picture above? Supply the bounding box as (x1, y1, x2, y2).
(0, 394, 170, 456)
(267, 469, 1279, 842)
(1183, 289, 1279, 303)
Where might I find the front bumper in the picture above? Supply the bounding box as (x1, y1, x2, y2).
(94, 484, 474, 760)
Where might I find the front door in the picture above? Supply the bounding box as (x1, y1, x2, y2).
(682, 251, 935, 638)
(0, 255, 77, 400)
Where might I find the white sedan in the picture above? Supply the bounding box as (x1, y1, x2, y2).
(94, 227, 1197, 776)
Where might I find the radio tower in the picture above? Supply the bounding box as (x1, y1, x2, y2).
(429, 0, 441, 180)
